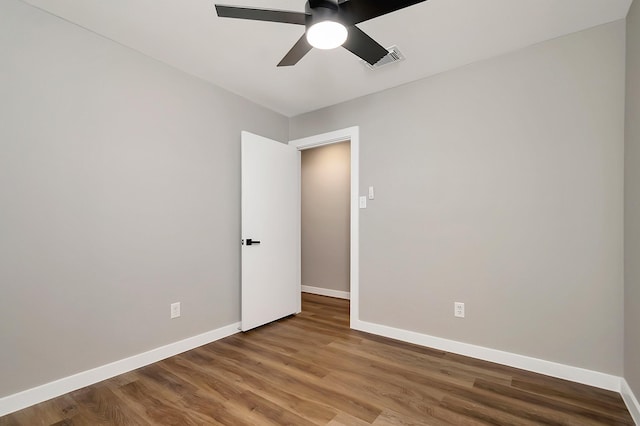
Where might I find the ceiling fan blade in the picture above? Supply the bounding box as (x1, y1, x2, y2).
(339, 0, 427, 25)
(278, 34, 313, 67)
(215, 5, 308, 25)
(342, 25, 388, 66)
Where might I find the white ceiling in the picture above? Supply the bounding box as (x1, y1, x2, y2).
(22, 0, 632, 117)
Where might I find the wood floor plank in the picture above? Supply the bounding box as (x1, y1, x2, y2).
(223, 335, 331, 378)
(69, 384, 148, 425)
(1, 293, 634, 425)
(326, 412, 372, 426)
(511, 376, 629, 413)
(231, 390, 318, 426)
(320, 371, 448, 423)
(442, 387, 589, 426)
(200, 342, 382, 423)
(114, 379, 200, 425)
(168, 350, 339, 424)
(371, 408, 452, 426)
(352, 338, 514, 386)
(439, 395, 543, 426)
(320, 340, 477, 388)
(232, 329, 302, 355)
(473, 378, 632, 425)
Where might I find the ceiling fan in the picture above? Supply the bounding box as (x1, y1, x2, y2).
(215, 0, 427, 67)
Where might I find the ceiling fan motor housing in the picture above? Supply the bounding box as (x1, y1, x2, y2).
(305, 0, 344, 27)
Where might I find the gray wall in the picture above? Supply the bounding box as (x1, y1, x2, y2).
(626, 0, 640, 397)
(0, 0, 288, 397)
(291, 22, 626, 374)
(301, 142, 351, 293)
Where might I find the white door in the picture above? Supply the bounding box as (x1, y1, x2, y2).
(241, 131, 300, 331)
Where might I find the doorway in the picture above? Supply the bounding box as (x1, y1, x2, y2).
(301, 141, 351, 301)
(290, 127, 360, 327)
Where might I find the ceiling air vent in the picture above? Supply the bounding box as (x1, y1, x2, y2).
(361, 45, 405, 70)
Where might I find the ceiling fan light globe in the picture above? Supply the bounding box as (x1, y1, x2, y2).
(306, 21, 348, 50)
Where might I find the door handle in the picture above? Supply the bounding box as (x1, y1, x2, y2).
(245, 238, 261, 246)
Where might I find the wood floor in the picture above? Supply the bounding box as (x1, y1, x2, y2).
(0, 294, 634, 425)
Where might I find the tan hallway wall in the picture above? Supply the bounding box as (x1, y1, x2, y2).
(301, 142, 351, 294)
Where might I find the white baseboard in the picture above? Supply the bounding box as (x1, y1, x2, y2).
(352, 319, 622, 392)
(622, 379, 640, 425)
(0, 322, 240, 417)
(302, 285, 350, 300)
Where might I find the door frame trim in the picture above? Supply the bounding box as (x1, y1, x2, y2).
(290, 126, 359, 328)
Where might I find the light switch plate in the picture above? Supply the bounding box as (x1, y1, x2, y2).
(171, 302, 181, 319)
(368, 186, 375, 200)
(359, 196, 367, 209)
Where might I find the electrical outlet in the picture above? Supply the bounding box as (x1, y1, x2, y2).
(171, 302, 181, 319)
(454, 302, 465, 318)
